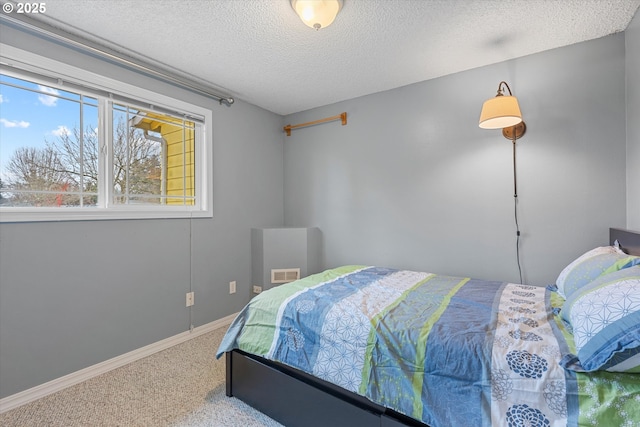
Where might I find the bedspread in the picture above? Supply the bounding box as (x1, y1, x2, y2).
(217, 266, 640, 427)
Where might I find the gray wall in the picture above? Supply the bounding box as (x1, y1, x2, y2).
(284, 33, 628, 287)
(627, 9, 640, 230)
(0, 24, 284, 398)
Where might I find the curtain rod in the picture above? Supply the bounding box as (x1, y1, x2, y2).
(0, 12, 235, 106)
(284, 112, 347, 136)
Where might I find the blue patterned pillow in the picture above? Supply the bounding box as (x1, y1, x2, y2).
(555, 246, 640, 299)
(559, 266, 640, 372)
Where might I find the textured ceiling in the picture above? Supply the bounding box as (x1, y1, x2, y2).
(16, 0, 640, 115)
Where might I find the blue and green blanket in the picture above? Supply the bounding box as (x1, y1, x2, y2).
(217, 266, 639, 427)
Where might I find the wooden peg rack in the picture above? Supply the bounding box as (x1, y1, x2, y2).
(284, 112, 347, 136)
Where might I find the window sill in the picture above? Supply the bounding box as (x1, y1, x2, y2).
(0, 208, 212, 223)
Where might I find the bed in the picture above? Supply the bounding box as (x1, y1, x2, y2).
(217, 228, 640, 427)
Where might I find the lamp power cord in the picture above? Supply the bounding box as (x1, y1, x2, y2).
(512, 139, 523, 284)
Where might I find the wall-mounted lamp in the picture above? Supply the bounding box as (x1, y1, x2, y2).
(291, 0, 343, 30)
(479, 81, 526, 283)
(479, 81, 526, 141)
(479, 80, 527, 197)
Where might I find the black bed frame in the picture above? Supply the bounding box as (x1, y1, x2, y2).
(225, 228, 640, 427)
(226, 349, 424, 427)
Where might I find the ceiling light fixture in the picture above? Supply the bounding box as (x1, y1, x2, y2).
(291, 0, 343, 30)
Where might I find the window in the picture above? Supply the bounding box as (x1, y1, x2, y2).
(0, 48, 212, 222)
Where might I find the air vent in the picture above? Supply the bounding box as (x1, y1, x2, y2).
(271, 268, 301, 284)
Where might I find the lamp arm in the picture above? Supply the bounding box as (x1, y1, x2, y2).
(497, 81, 514, 97)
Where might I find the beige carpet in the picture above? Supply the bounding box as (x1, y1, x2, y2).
(0, 326, 284, 426)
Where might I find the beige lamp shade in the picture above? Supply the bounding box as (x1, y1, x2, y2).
(291, 0, 343, 30)
(478, 95, 523, 129)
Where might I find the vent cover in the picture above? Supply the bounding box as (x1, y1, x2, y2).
(271, 268, 301, 284)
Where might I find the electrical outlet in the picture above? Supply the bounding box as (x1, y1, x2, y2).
(229, 281, 236, 294)
(253, 285, 262, 294)
(186, 291, 194, 307)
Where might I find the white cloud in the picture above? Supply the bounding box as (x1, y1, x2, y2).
(52, 125, 70, 137)
(0, 94, 4, 103)
(0, 118, 30, 128)
(37, 85, 59, 107)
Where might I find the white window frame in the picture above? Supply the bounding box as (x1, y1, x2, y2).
(0, 44, 213, 222)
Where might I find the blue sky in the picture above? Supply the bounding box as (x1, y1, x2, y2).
(0, 74, 98, 183)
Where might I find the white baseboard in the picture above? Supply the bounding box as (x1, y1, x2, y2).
(0, 313, 237, 414)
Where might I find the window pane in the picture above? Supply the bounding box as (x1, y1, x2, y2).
(0, 74, 98, 207)
(112, 104, 195, 206)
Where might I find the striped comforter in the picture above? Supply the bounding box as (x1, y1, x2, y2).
(217, 266, 640, 427)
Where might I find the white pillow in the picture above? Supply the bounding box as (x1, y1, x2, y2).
(555, 246, 640, 299)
